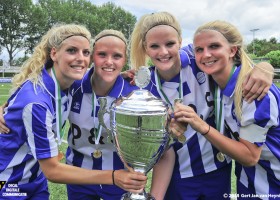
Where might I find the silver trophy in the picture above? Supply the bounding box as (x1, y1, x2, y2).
(98, 67, 170, 200)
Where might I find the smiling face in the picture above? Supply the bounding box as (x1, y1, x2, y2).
(145, 25, 182, 81)
(193, 30, 237, 87)
(92, 36, 126, 87)
(50, 35, 91, 90)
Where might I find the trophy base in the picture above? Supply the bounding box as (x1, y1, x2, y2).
(121, 191, 155, 200)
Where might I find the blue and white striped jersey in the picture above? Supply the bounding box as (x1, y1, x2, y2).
(146, 49, 231, 179)
(222, 66, 280, 198)
(0, 67, 72, 198)
(66, 67, 138, 171)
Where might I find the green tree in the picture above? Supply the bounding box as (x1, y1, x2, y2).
(265, 50, 280, 68)
(38, 0, 98, 28)
(0, 0, 33, 65)
(37, 0, 136, 43)
(0, 0, 137, 66)
(247, 37, 280, 57)
(24, 4, 49, 55)
(97, 2, 136, 40)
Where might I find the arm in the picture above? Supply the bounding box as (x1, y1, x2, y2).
(39, 157, 147, 193)
(150, 147, 175, 200)
(173, 104, 262, 166)
(242, 62, 274, 103)
(0, 102, 10, 133)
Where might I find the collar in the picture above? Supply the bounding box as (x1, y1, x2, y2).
(42, 67, 56, 98)
(81, 67, 93, 93)
(222, 65, 241, 97)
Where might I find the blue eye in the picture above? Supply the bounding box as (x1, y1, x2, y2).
(150, 44, 159, 49)
(166, 42, 175, 47)
(114, 53, 123, 59)
(97, 52, 106, 57)
(83, 50, 90, 56)
(67, 48, 77, 54)
(195, 48, 203, 53)
(210, 44, 220, 49)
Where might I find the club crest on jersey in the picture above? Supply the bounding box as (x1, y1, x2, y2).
(196, 72, 206, 84)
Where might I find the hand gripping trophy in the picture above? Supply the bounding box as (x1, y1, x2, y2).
(98, 67, 171, 200)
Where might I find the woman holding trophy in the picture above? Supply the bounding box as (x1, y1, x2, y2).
(129, 11, 274, 200)
(65, 29, 148, 200)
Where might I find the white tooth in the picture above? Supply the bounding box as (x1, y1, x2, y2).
(205, 61, 214, 66)
(72, 66, 82, 70)
(103, 68, 113, 72)
(160, 58, 169, 62)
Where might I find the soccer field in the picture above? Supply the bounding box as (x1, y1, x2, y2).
(0, 83, 12, 105)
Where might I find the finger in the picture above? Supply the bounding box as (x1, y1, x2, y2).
(173, 110, 190, 121)
(257, 86, 269, 101)
(247, 85, 264, 103)
(0, 125, 10, 133)
(244, 82, 262, 102)
(130, 80, 136, 86)
(169, 124, 186, 138)
(242, 73, 250, 96)
(0, 119, 10, 134)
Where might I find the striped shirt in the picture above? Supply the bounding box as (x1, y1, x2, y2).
(146, 48, 231, 179)
(222, 66, 280, 199)
(0, 67, 72, 197)
(66, 67, 138, 171)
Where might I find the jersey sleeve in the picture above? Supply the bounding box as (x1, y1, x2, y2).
(239, 90, 279, 145)
(23, 103, 58, 160)
(181, 44, 195, 59)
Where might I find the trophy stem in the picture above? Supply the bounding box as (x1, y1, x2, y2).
(120, 168, 154, 200)
(121, 190, 155, 200)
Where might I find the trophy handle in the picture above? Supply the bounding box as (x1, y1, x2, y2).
(98, 97, 112, 139)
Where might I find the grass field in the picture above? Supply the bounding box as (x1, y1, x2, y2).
(0, 83, 12, 105)
(1, 82, 280, 199)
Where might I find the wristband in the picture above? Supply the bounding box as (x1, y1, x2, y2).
(112, 170, 116, 185)
(201, 125, 210, 136)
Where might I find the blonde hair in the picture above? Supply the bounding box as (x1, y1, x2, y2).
(92, 29, 127, 57)
(129, 12, 182, 70)
(194, 20, 254, 120)
(11, 23, 91, 92)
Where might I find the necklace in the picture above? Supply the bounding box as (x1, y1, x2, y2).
(91, 75, 102, 159)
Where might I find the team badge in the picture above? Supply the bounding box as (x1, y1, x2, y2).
(93, 149, 102, 159)
(217, 152, 225, 162)
(178, 135, 187, 144)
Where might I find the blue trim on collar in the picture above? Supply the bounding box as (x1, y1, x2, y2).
(223, 65, 241, 97)
(107, 75, 124, 98)
(42, 67, 56, 96)
(81, 67, 94, 93)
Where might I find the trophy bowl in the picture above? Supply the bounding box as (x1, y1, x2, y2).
(98, 88, 170, 200)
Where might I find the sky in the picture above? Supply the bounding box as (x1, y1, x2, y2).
(90, 0, 280, 45)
